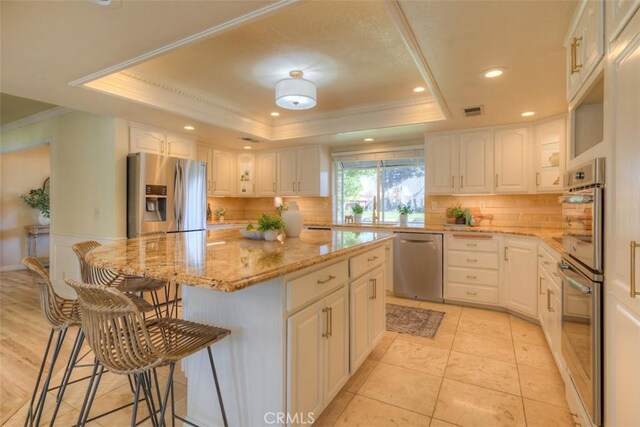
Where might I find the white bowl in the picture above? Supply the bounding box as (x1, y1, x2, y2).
(240, 229, 263, 240)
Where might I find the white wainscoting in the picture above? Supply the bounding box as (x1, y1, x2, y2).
(49, 233, 125, 298)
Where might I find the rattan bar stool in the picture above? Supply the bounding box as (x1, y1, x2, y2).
(66, 278, 231, 427)
(21, 257, 83, 427)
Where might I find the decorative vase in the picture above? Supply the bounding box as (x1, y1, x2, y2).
(283, 202, 303, 237)
(218, 216, 225, 223)
(455, 216, 466, 224)
(354, 213, 363, 223)
(38, 212, 50, 226)
(263, 229, 279, 241)
(399, 214, 408, 227)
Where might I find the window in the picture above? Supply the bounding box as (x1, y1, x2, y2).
(333, 149, 425, 224)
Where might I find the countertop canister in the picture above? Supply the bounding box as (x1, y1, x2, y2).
(283, 202, 303, 237)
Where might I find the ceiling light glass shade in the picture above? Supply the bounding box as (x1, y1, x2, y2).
(275, 71, 317, 110)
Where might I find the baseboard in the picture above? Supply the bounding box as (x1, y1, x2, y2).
(0, 264, 26, 272)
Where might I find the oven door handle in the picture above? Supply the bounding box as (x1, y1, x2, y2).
(559, 194, 594, 204)
(558, 263, 592, 294)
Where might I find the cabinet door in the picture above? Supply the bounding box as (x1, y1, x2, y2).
(287, 299, 324, 420)
(237, 153, 256, 197)
(211, 150, 234, 196)
(581, 0, 604, 80)
(494, 128, 529, 193)
(549, 283, 562, 366)
(537, 268, 548, 333)
(277, 150, 298, 196)
(504, 237, 538, 317)
(323, 286, 350, 404)
(567, 22, 585, 100)
(257, 152, 277, 196)
(296, 147, 320, 196)
(426, 134, 458, 194)
(130, 127, 164, 155)
(350, 275, 371, 372)
(370, 266, 386, 347)
(458, 130, 493, 194)
(196, 145, 213, 196)
(166, 134, 195, 159)
(534, 118, 564, 192)
(607, 0, 640, 43)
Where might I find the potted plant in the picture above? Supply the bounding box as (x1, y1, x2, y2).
(215, 207, 227, 223)
(446, 203, 466, 224)
(20, 188, 50, 225)
(397, 203, 413, 226)
(352, 203, 364, 223)
(257, 213, 285, 241)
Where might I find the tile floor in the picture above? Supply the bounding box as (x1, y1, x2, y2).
(2, 269, 573, 427)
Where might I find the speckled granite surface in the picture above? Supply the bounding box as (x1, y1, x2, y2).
(86, 229, 393, 292)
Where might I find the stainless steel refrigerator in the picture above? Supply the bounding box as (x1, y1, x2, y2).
(127, 152, 206, 238)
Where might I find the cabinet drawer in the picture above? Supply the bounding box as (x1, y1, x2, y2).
(446, 282, 499, 304)
(447, 234, 498, 252)
(447, 250, 499, 269)
(287, 260, 349, 312)
(537, 246, 557, 275)
(350, 245, 385, 278)
(447, 266, 498, 287)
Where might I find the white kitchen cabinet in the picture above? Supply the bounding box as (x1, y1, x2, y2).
(370, 266, 386, 345)
(237, 153, 256, 197)
(494, 127, 529, 193)
(567, 0, 604, 100)
(503, 236, 537, 317)
(350, 275, 370, 370)
(534, 117, 565, 192)
(458, 130, 494, 194)
(606, 0, 640, 43)
(426, 133, 458, 194)
(257, 152, 277, 196)
(277, 147, 329, 197)
(211, 149, 235, 196)
(129, 124, 195, 160)
(605, 11, 640, 427)
(537, 267, 549, 333)
(287, 285, 349, 425)
(196, 144, 214, 196)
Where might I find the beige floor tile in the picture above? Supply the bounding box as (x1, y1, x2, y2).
(314, 390, 354, 427)
(444, 351, 521, 396)
(76, 382, 157, 426)
(342, 359, 378, 393)
(509, 316, 547, 346)
(523, 398, 574, 427)
(429, 419, 459, 427)
(359, 362, 442, 416)
(387, 296, 421, 308)
(397, 328, 455, 351)
(457, 315, 513, 340)
(514, 342, 556, 370)
(334, 395, 431, 427)
(2, 398, 92, 427)
(369, 332, 398, 361)
(382, 339, 450, 377)
(461, 306, 510, 324)
(433, 379, 526, 427)
(419, 302, 463, 319)
(451, 331, 516, 363)
(518, 364, 568, 408)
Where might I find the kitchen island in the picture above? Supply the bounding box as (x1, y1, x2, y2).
(87, 228, 394, 426)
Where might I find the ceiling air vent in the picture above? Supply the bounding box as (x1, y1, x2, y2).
(463, 106, 484, 117)
(240, 137, 261, 143)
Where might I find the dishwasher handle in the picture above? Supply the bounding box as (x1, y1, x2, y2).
(400, 239, 436, 245)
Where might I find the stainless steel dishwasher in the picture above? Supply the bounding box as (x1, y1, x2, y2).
(393, 232, 443, 302)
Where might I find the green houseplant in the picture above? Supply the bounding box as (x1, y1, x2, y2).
(257, 213, 285, 241)
(351, 203, 364, 223)
(396, 203, 414, 226)
(215, 207, 227, 222)
(20, 188, 50, 225)
(446, 203, 466, 224)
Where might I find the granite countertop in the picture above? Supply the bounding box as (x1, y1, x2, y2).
(86, 229, 393, 292)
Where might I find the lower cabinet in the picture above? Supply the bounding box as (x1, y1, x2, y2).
(538, 266, 562, 366)
(503, 236, 538, 318)
(287, 286, 349, 425)
(350, 265, 385, 372)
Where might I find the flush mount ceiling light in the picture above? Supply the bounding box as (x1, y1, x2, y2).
(413, 86, 425, 93)
(521, 111, 536, 117)
(275, 70, 317, 110)
(483, 68, 505, 78)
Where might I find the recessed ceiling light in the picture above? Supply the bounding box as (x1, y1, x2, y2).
(243, 146, 252, 150)
(364, 138, 374, 142)
(413, 86, 425, 93)
(484, 69, 504, 78)
(521, 111, 536, 117)
(270, 112, 280, 117)
(183, 125, 195, 130)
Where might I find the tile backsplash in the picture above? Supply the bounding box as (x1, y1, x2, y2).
(207, 197, 333, 224)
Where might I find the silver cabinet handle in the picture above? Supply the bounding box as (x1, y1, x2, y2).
(322, 307, 330, 338)
(466, 258, 477, 262)
(504, 247, 509, 261)
(539, 276, 545, 295)
(367, 255, 379, 262)
(631, 241, 640, 298)
(547, 289, 554, 312)
(317, 275, 336, 285)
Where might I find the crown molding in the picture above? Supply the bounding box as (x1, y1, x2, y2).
(0, 107, 71, 134)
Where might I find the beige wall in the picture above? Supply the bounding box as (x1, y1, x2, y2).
(0, 144, 50, 268)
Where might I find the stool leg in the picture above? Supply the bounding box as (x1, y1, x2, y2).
(24, 329, 54, 427)
(140, 372, 159, 427)
(207, 347, 228, 427)
(75, 358, 99, 427)
(78, 362, 104, 427)
(33, 328, 67, 427)
(131, 374, 142, 427)
(49, 330, 84, 425)
(157, 363, 175, 427)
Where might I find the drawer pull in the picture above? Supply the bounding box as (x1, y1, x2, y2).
(538, 254, 544, 258)
(367, 255, 379, 262)
(543, 261, 551, 266)
(466, 243, 477, 247)
(452, 234, 493, 239)
(547, 289, 555, 312)
(466, 275, 477, 279)
(466, 291, 477, 296)
(317, 275, 336, 285)
(631, 241, 640, 298)
(466, 258, 478, 263)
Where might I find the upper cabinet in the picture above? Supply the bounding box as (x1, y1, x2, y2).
(277, 146, 330, 197)
(129, 124, 195, 160)
(494, 127, 529, 193)
(237, 153, 256, 197)
(606, 0, 640, 44)
(426, 131, 493, 195)
(566, 0, 604, 101)
(196, 144, 235, 196)
(257, 152, 277, 197)
(534, 118, 565, 192)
